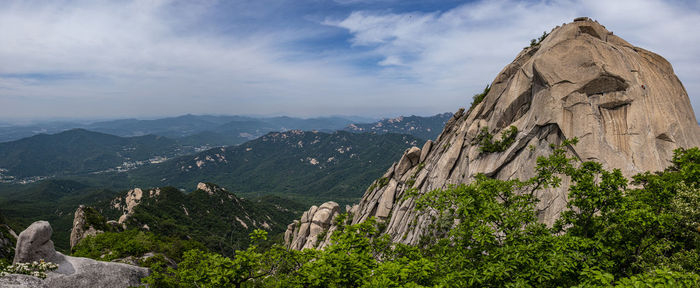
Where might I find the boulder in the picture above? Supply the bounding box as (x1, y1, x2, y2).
(1, 221, 149, 288)
(13, 221, 56, 264)
(285, 202, 339, 250)
(394, 146, 422, 176)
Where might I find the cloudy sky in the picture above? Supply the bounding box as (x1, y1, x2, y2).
(1, 0, 699, 121)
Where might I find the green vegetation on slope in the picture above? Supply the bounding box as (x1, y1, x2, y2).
(0, 179, 119, 251)
(0, 212, 15, 266)
(92, 185, 306, 256)
(468, 85, 490, 113)
(72, 229, 205, 263)
(140, 145, 700, 287)
(475, 125, 518, 153)
(0, 129, 187, 179)
(126, 131, 423, 205)
(0, 131, 419, 252)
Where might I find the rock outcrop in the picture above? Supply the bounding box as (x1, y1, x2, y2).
(284, 201, 340, 250)
(111, 187, 161, 226)
(1, 221, 149, 288)
(69, 205, 103, 250)
(288, 18, 700, 249)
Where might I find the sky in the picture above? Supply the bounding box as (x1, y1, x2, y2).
(1, 0, 699, 122)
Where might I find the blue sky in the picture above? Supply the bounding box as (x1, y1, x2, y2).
(1, 0, 699, 121)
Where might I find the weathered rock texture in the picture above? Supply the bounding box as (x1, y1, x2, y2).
(285, 201, 340, 250)
(69, 205, 102, 250)
(3, 221, 149, 288)
(111, 187, 161, 225)
(288, 18, 700, 249)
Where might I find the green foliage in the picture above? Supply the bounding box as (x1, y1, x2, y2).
(0, 129, 185, 178)
(72, 229, 206, 263)
(475, 125, 518, 153)
(0, 260, 58, 279)
(0, 180, 120, 252)
(368, 177, 390, 192)
(0, 221, 16, 263)
(115, 186, 302, 256)
(0, 131, 424, 253)
(127, 131, 424, 205)
(133, 145, 699, 287)
(529, 31, 549, 47)
(142, 229, 285, 288)
(469, 84, 491, 112)
(82, 206, 109, 231)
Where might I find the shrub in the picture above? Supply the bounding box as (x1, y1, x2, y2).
(0, 260, 58, 279)
(476, 126, 518, 153)
(469, 85, 491, 113)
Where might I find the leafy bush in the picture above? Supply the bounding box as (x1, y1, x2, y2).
(82, 206, 108, 231)
(367, 177, 390, 192)
(475, 125, 518, 153)
(136, 145, 700, 287)
(72, 229, 205, 263)
(468, 85, 491, 113)
(529, 30, 549, 47)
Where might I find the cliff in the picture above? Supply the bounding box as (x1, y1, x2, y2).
(286, 17, 700, 248)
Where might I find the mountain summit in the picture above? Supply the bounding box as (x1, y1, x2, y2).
(286, 17, 700, 248)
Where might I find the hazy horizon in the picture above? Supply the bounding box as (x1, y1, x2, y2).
(0, 112, 456, 126)
(2, 0, 699, 120)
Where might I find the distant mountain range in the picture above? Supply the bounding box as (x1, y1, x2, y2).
(0, 113, 451, 146)
(0, 129, 189, 180)
(344, 112, 452, 140)
(0, 114, 451, 183)
(0, 115, 366, 144)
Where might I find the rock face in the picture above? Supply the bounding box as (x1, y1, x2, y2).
(112, 187, 161, 225)
(197, 182, 227, 195)
(289, 18, 700, 249)
(2, 221, 149, 288)
(284, 201, 340, 250)
(69, 205, 102, 250)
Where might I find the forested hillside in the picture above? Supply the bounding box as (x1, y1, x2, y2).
(127, 131, 423, 204)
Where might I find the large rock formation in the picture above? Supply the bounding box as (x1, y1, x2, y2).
(1, 221, 149, 288)
(288, 18, 700, 248)
(69, 205, 103, 250)
(285, 201, 340, 250)
(111, 187, 161, 226)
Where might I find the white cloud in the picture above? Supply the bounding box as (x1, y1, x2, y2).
(0, 0, 698, 120)
(326, 0, 700, 118)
